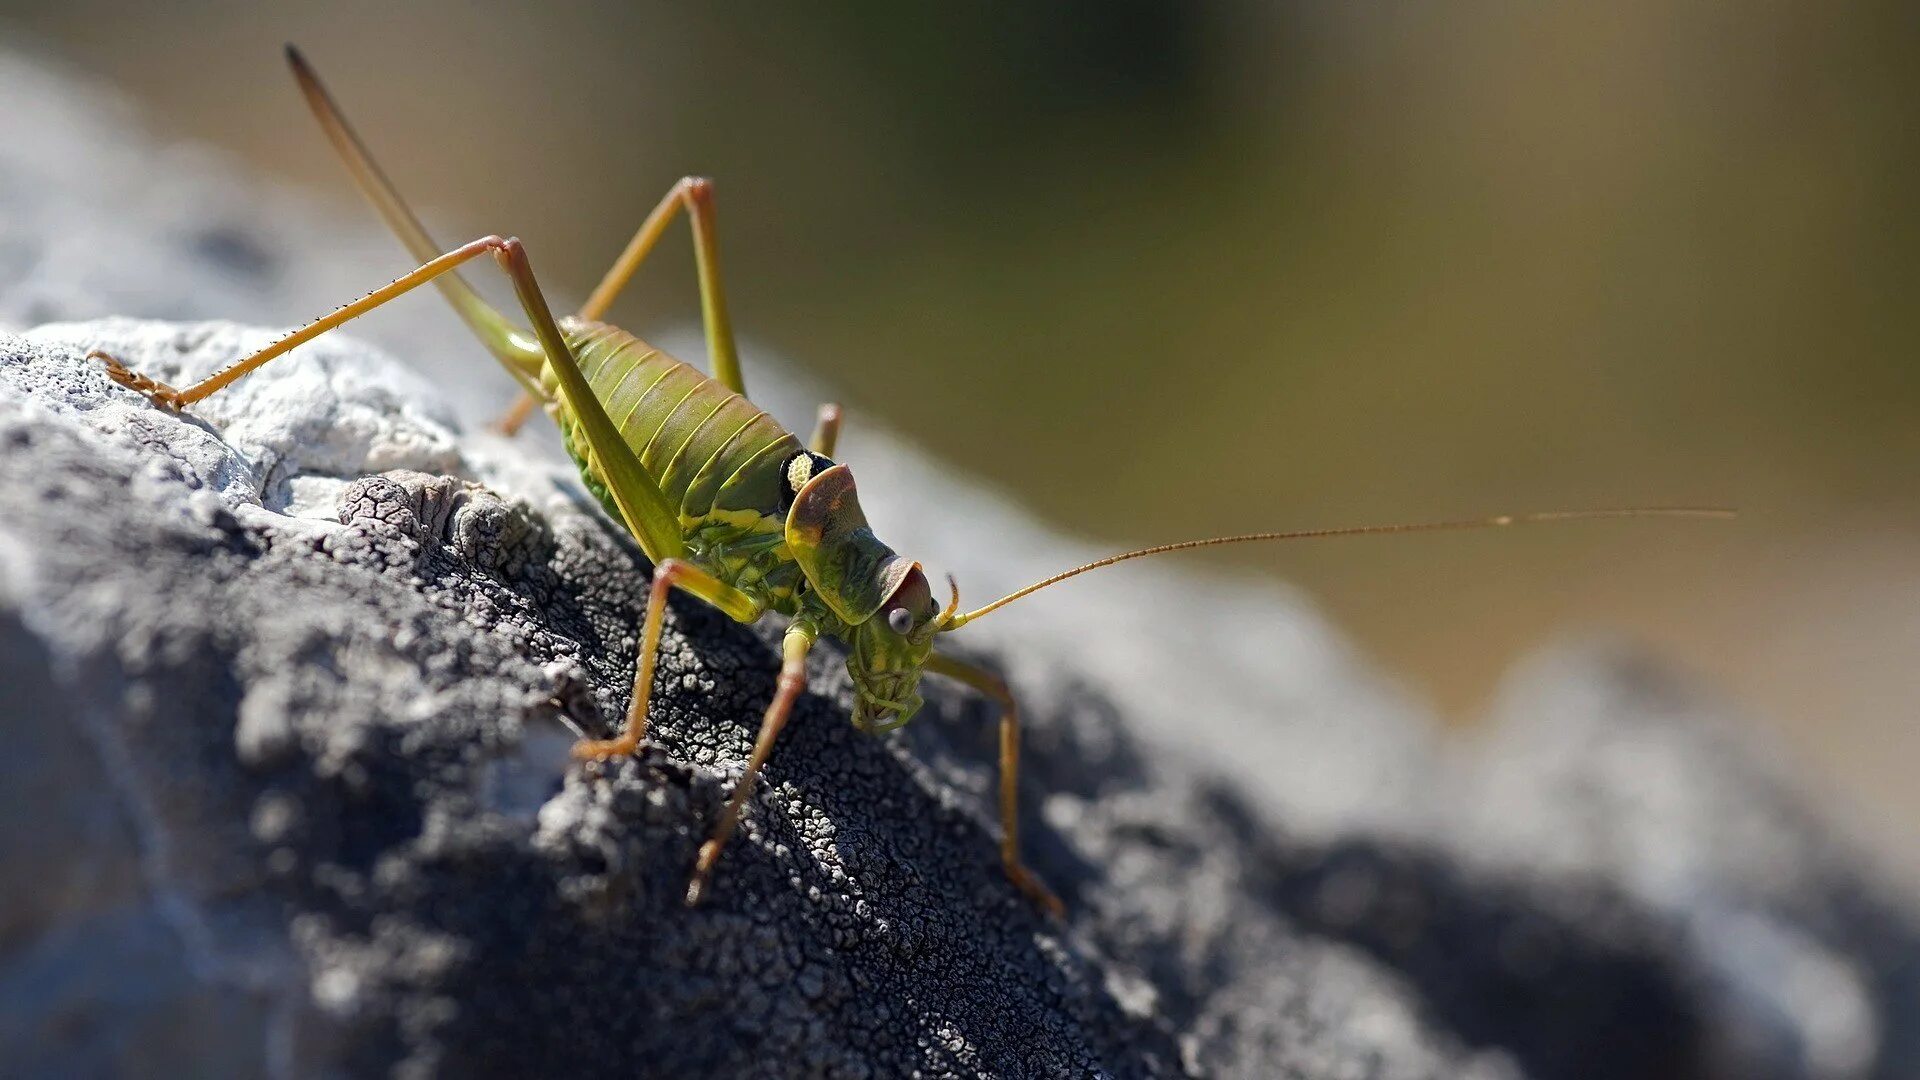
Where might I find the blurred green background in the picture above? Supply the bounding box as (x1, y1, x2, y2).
(8, 2, 1919, 849)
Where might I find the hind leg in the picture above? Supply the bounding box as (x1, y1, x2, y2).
(95, 234, 535, 410)
(580, 177, 742, 391)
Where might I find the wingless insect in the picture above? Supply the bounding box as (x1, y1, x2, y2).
(91, 48, 1731, 914)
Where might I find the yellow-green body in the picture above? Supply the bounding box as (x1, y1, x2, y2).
(542, 317, 938, 730)
(556, 317, 809, 615)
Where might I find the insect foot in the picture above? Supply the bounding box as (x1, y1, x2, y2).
(90, 348, 185, 409)
(569, 733, 648, 761)
(1004, 860, 1065, 919)
(685, 838, 724, 907)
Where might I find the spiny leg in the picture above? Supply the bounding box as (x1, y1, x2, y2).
(926, 652, 1065, 917)
(572, 558, 757, 759)
(809, 403, 842, 457)
(89, 351, 180, 406)
(490, 239, 774, 747)
(686, 625, 816, 906)
(94, 235, 536, 410)
(99, 230, 706, 569)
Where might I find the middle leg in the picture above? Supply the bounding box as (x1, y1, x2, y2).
(489, 390, 542, 437)
(582, 176, 742, 394)
(685, 624, 817, 906)
(809, 403, 842, 457)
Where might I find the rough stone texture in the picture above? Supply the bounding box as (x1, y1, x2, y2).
(2, 45, 1918, 1080)
(1456, 649, 1920, 1079)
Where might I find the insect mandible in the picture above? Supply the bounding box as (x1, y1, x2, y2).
(91, 47, 1732, 914)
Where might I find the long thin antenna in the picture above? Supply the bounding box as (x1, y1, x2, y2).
(941, 506, 1735, 630)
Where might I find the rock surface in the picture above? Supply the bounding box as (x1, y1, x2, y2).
(2, 45, 1918, 1080)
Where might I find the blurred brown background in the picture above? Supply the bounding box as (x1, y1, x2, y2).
(6, 2, 1917, 857)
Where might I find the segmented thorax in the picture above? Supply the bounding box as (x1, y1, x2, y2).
(549, 317, 811, 612)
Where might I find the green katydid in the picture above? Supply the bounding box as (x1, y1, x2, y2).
(91, 47, 1732, 915)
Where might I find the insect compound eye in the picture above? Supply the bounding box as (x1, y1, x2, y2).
(887, 606, 914, 635)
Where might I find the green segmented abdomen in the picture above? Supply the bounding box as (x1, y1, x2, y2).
(557, 318, 800, 525)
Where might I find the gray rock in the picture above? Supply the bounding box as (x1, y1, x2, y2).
(0, 320, 1505, 1078)
(2, 43, 1917, 1080)
(1457, 645, 1920, 1079)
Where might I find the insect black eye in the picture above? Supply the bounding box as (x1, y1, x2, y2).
(887, 607, 914, 635)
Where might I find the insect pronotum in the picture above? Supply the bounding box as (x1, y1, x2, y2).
(91, 47, 1732, 915)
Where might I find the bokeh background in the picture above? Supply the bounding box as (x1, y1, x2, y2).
(6, 2, 1917, 863)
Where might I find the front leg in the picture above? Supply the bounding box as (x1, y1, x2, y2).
(927, 652, 1065, 917)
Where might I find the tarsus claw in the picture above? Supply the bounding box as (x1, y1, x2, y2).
(90, 349, 184, 410)
(570, 735, 644, 761)
(1006, 862, 1065, 918)
(685, 841, 722, 906)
